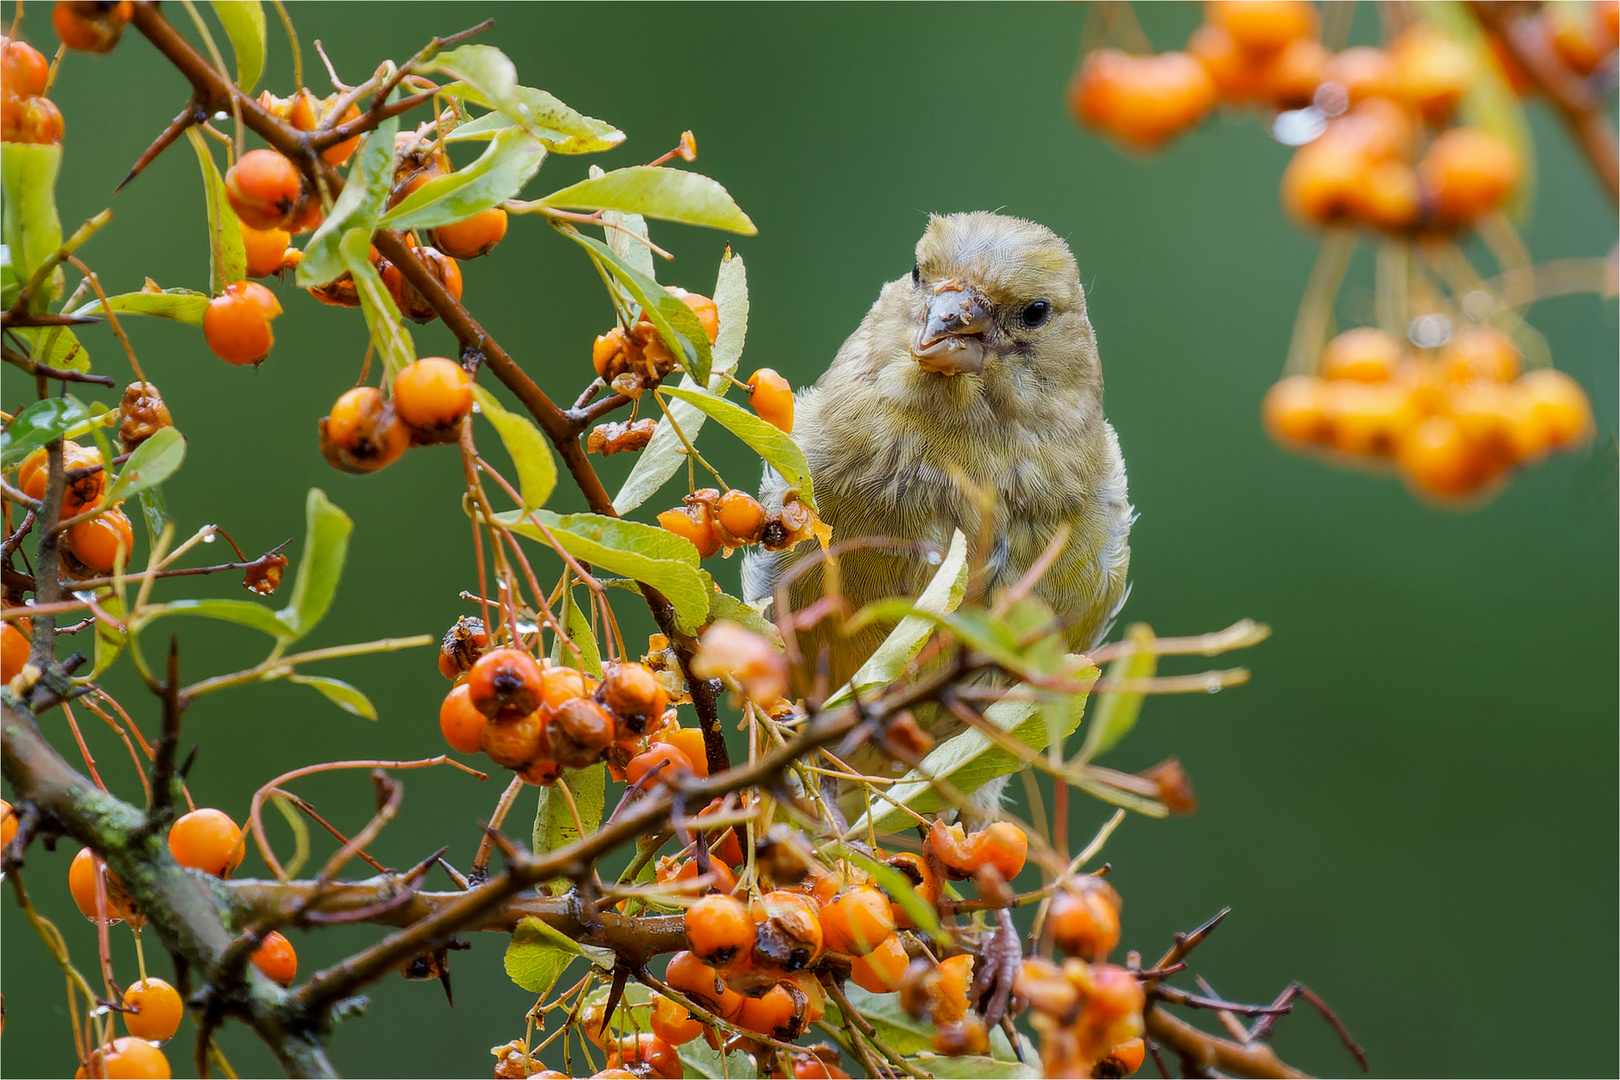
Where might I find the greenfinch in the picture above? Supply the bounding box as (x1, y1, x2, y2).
(743, 212, 1133, 712)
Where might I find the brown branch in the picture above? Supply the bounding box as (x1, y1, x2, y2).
(1144, 1005, 1310, 1080)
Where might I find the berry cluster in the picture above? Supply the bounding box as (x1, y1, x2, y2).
(1, 36, 62, 145)
(656, 487, 821, 559)
(16, 441, 133, 575)
(592, 288, 720, 399)
(1263, 325, 1592, 499)
(319, 356, 473, 473)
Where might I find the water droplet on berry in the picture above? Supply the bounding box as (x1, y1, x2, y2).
(1272, 107, 1325, 146)
(1408, 313, 1451, 349)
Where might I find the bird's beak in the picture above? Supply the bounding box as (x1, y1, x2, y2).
(912, 279, 992, 376)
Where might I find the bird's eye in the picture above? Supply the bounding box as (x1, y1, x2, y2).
(1020, 300, 1051, 328)
(911, 264, 921, 286)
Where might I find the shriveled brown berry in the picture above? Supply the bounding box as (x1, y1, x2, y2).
(381, 247, 462, 323)
(602, 661, 668, 735)
(482, 708, 549, 769)
(244, 553, 287, 596)
(1139, 757, 1198, 814)
(586, 418, 658, 456)
(119, 381, 173, 453)
(547, 696, 615, 767)
(438, 615, 489, 680)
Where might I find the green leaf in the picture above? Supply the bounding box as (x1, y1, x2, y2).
(86, 594, 127, 681)
(704, 581, 780, 645)
(339, 229, 415, 381)
(848, 601, 1029, 674)
(185, 128, 246, 294)
(104, 427, 186, 504)
(504, 915, 615, 993)
(858, 661, 1098, 834)
(209, 0, 266, 92)
(0, 142, 63, 308)
(276, 488, 354, 640)
(602, 196, 654, 280)
(378, 126, 544, 232)
(471, 385, 556, 510)
(137, 486, 171, 545)
(2, 243, 19, 308)
(539, 166, 755, 235)
(1, 397, 87, 469)
(912, 1054, 1038, 1079)
(677, 1040, 758, 1080)
(296, 105, 400, 288)
(1077, 623, 1156, 763)
(287, 674, 377, 720)
(67, 287, 209, 326)
(496, 509, 711, 633)
(436, 65, 624, 154)
(533, 763, 605, 893)
(830, 986, 935, 1054)
(825, 529, 968, 709)
(13, 324, 88, 372)
(613, 251, 750, 514)
(556, 587, 604, 677)
(560, 230, 713, 384)
(140, 598, 295, 637)
(661, 385, 813, 508)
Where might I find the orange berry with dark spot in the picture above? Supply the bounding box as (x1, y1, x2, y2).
(122, 977, 183, 1043)
(53, 1, 134, 54)
(482, 707, 549, 769)
(547, 696, 615, 767)
(665, 950, 744, 1019)
(821, 886, 895, 956)
(438, 683, 487, 754)
(392, 357, 473, 434)
(241, 224, 291, 279)
(1096, 1037, 1147, 1078)
(319, 386, 410, 474)
(686, 894, 755, 964)
(66, 506, 134, 573)
(1392, 24, 1472, 123)
(225, 149, 305, 231)
(716, 489, 766, 544)
(924, 820, 978, 879)
(430, 207, 508, 260)
(606, 1033, 681, 1080)
(168, 808, 244, 877)
(592, 328, 629, 378)
(751, 890, 824, 971)
(849, 933, 909, 993)
(736, 983, 809, 1040)
(603, 661, 668, 735)
(1262, 36, 1328, 109)
(880, 852, 939, 928)
(1324, 380, 1419, 457)
(747, 368, 794, 433)
(1419, 127, 1521, 227)
(438, 615, 489, 679)
(467, 647, 544, 718)
(252, 931, 297, 985)
(203, 280, 282, 365)
(382, 246, 462, 324)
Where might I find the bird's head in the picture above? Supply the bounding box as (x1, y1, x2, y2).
(901, 212, 1094, 386)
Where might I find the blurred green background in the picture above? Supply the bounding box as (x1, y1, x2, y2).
(3, 3, 1615, 1077)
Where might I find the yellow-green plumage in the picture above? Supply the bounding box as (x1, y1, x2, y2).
(744, 212, 1132, 723)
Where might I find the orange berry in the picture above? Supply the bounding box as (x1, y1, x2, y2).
(53, 1, 133, 54)
(603, 660, 668, 734)
(1512, 369, 1593, 456)
(1262, 35, 1328, 109)
(1098, 1037, 1147, 1078)
(1049, 878, 1123, 959)
(606, 1033, 681, 1080)
(319, 386, 410, 473)
(203, 280, 282, 365)
(2, 37, 50, 95)
(1262, 375, 1331, 445)
(392, 357, 473, 433)
(665, 727, 710, 779)
(467, 647, 544, 718)
(1206, 1, 1318, 54)
(1392, 24, 1472, 123)
(1440, 326, 1521, 384)
(539, 665, 597, 710)
(2, 91, 64, 144)
(924, 820, 978, 879)
(83, 1036, 171, 1079)
(971, 821, 1028, 882)
(1352, 158, 1421, 232)
(715, 489, 767, 545)
(650, 994, 704, 1046)
(1320, 46, 1400, 104)
(821, 886, 895, 956)
(1548, 4, 1611, 74)
(1419, 127, 1521, 228)
(2, 622, 32, 684)
(657, 854, 738, 896)
(1324, 380, 1419, 457)
(880, 852, 940, 928)
(933, 954, 974, 1023)
(18, 439, 104, 510)
(673, 289, 720, 345)
(1322, 327, 1405, 383)
(437, 683, 487, 754)
(1398, 414, 1491, 498)
(0, 799, 15, 848)
(69, 846, 137, 923)
(665, 950, 743, 1019)
(381, 246, 462, 324)
(1087, 962, 1147, 1026)
(438, 615, 489, 679)
(430, 207, 509, 260)
(747, 368, 795, 433)
(547, 696, 616, 768)
(1280, 138, 1369, 226)
(592, 327, 629, 379)
(1187, 24, 1267, 102)
(167, 808, 244, 877)
(241, 224, 291, 279)
(686, 894, 755, 964)
(625, 741, 695, 788)
(752, 890, 824, 970)
(224, 149, 305, 231)
(122, 978, 183, 1043)
(67, 506, 134, 573)
(657, 505, 722, 559)
(1069, 49, 1216, 148)
(849, 933, 909, 993)
(484, 706, 551, 770)
(736, 983, 809, 1040)
(252, 931, 297, 985)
